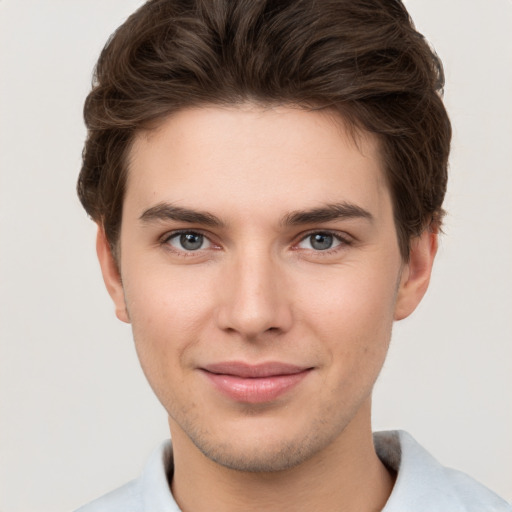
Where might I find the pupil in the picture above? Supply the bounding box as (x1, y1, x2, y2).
(180, 233, 203, 250)
(311, 233, 333, 250)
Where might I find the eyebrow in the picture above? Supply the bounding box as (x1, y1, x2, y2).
(281, 202, 374, 226)
(139, 201, 373, 228)
(139, 203, 225, 227)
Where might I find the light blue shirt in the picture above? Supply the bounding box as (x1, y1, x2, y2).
(75, 430, 511, 511)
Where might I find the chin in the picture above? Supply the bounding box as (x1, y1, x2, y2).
(198, 437, 318, 473)
(183, 413, 345, 473)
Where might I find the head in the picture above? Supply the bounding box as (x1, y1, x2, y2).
(78, 0, 451, 473)
(78, 0, 450, 262)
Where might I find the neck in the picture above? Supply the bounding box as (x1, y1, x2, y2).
(169, 401, 395, 512)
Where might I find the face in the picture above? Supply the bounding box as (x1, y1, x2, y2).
(98, 105, 435, 472)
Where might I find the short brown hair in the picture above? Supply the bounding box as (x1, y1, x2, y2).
(78, 0, 451, 260)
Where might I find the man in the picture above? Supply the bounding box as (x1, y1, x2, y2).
(75, 0, 511, 510)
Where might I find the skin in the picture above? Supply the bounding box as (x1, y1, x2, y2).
(97, 104, 437, 512)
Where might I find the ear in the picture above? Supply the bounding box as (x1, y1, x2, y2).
(394, 229, 438, 321)
(96, 226, 130, 323)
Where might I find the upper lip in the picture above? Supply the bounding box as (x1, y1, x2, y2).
(202, 362, 311, 378)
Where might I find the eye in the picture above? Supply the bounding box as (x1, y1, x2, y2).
(166, 232, 212, 251)
(297, 232, 345, 251)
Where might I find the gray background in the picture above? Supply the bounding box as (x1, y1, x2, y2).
(1, 0, 511, 510)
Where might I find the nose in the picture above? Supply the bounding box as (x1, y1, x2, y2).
(215, 251, 293, 339)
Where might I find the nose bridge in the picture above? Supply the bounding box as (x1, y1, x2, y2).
(217, 245, 291, 337)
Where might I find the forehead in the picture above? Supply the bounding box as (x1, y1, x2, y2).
(125, 105, 389, 223)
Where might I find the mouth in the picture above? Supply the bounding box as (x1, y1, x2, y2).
(200, 362, 313, 403)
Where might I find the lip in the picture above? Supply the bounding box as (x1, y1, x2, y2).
(200, 362, 312, 403)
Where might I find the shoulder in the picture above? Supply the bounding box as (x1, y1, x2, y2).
(376, 430, 512, 512)
(74, 479, 141, 512)
(73, 440, 180, 512)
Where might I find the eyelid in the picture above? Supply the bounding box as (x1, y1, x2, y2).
(160, 228, 211, 242)
(160, 229, 220, 253)
(293, 229, 353, 251)
(158, 228, 353, 255)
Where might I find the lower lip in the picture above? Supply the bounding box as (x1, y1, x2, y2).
(202, 370, 311, 404)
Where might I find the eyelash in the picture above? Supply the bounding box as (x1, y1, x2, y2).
(159, 229, 353, 256)
(294, 230, 353, 254)
(160, 229, 216, 257)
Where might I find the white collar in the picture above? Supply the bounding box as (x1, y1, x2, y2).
(115, 430, 510, 511)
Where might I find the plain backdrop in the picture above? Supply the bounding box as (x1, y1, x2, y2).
(0, 1, 511, 510)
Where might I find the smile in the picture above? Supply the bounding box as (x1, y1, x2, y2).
(201, 362, 313, 404)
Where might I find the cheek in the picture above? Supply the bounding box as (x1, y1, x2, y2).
(299, 265, 398, 329)
(296, 265, 398, 370)
(122, 266, 215, 371)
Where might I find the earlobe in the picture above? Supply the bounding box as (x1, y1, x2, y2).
(96, 226, 131, 323)
(394, 229, 438, 321)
